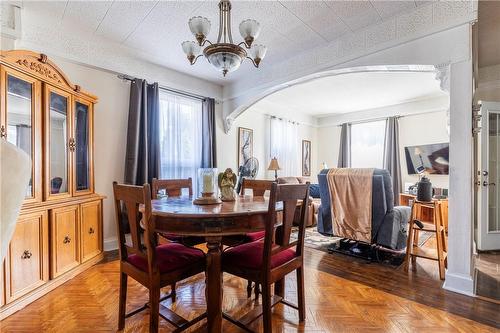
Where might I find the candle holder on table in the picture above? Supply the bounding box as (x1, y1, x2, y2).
(193, 168, 222, 205)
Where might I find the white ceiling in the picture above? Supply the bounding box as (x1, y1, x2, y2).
(20, 0, 427, 85)
(253, 71, 447, 117)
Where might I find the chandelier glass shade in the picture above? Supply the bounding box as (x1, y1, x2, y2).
(182, 0, 267, 77)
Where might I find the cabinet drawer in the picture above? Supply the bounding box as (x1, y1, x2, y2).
(80, 200, 102, 262)
(4, 211, 49, 303)
(50, 205, 79, 278)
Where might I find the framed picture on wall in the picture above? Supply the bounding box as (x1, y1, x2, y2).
(238, 127, 253, 167)
(302, 140, 311, 176)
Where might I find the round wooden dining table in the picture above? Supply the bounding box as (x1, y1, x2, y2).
(149, 195, 278, 333)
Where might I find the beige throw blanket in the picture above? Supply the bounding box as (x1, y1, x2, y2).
(327, 168, 374, 243)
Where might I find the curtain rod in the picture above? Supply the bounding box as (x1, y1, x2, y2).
(118, 74, 208, 101)
(339, 116, 400, 127)
(335, 109, 445, 127)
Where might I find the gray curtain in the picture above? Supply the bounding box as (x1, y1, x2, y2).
(337, 123, 351, 168)
(201, 97, 217, 168)
(383, 117, 401, 205)
(124, 79, 160, 185)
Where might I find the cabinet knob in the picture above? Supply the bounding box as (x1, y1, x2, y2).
(63, 236, 71, 244)
(89, 227, 95, 234)
(0, 125, 6, 139)
(21, 250, 32, 259)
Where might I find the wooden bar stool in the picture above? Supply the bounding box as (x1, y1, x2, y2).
(404, 200, 448, 280)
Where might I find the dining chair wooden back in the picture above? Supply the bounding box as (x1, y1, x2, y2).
(240, 178, 274, 196)
(222, 182, 310, 333)
(112, 182, 206, 333)
(113, 181, 151, 262)
(151, 178, 204, 248)
(151, 177, 193, 198)
(265, 183, 309, 263)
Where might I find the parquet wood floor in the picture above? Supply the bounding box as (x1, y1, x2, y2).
(1, 246, 499, 332)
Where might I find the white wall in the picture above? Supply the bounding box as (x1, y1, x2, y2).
(216, 106, 318, 181)
(316, 106, 450, 191)
(317, 126, 342, 170)
(399, 111, 449, 189)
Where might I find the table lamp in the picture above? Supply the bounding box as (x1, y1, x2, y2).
(267, 157, 281, 180)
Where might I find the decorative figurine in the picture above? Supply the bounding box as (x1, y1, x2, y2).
(218, 168, 237, 201)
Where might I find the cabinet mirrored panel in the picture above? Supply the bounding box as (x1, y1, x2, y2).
(48, 91, 69, 195)
(6, 75, 34, 198)
(74, 101, 90, 192)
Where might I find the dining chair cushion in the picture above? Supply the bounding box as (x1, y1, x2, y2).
(128, 243, 205, 273)
(222, 240, 296, 270)
(160, 233, 205, 246)
(245, 231, 265, 242)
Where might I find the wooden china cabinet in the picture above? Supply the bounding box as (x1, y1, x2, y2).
(0, 50, 104, 319)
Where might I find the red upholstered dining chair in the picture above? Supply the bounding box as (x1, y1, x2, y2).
(112, 182, 206, 333)
(238, 179, 275, 242)
(151, 177, 205, 246)
(223, 178, 274, 297)
(222, 182, 310, 333)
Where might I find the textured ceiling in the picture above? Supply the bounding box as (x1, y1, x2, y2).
(20, 0, 426, 85)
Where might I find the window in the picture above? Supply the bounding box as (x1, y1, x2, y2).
(158, 91, 203, 192)
(270, 117, 300, 177)
(351, 120, 386, 168)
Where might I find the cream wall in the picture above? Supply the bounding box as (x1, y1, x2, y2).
(317, 125, 342, 170)
(399, 111, 449, 189)
(316, 109, 450, 191)
(216, 106, 318, 181)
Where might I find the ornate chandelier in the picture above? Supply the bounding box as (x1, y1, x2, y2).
(181, 0, 267, 77)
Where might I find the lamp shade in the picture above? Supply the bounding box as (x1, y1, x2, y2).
(181, 41, 200, 56)
(267, 157, 280, 171)
(188, 16, 211, 37)
(239, 19, 261, 40)
(250, 44, 267, 60)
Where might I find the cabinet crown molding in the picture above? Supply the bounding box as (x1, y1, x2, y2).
(0, 50, 97, 102)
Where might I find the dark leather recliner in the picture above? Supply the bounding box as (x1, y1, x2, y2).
(317, 169, 411, 250)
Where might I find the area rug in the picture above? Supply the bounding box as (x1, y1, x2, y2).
(290, 227, 341, 252)
(293, 227, 434, 267)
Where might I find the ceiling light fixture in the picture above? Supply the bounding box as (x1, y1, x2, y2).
(182, 0, 267, 77)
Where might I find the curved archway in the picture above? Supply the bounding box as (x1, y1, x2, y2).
(223, 64, 450, 132)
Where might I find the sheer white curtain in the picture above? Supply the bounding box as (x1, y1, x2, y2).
(158, 91, 203, 193)
(270, 117, 300, 177)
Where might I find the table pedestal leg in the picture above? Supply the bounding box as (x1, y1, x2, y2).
(206, 237, 223, 333)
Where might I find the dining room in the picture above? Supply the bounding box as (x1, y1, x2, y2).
(2, 1, 500, 333)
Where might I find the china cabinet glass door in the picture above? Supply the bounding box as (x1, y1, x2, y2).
(1, 67, 42, 203)
(73, 98, 93, 195)
(45, 85, 72, 200)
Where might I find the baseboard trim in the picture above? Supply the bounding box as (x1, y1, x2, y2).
(443, 271, 475, 297)
(103, 237, 118, 251)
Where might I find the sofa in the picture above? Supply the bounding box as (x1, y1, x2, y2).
(317, 169, 411, 250)
(277, 177, 320, 227)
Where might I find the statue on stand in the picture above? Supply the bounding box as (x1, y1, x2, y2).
(218, 168, 237, 201)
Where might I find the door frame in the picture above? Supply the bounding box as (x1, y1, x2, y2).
(477, 101, 500, 251)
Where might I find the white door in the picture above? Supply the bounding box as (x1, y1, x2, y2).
(478, 102, 500, 250)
